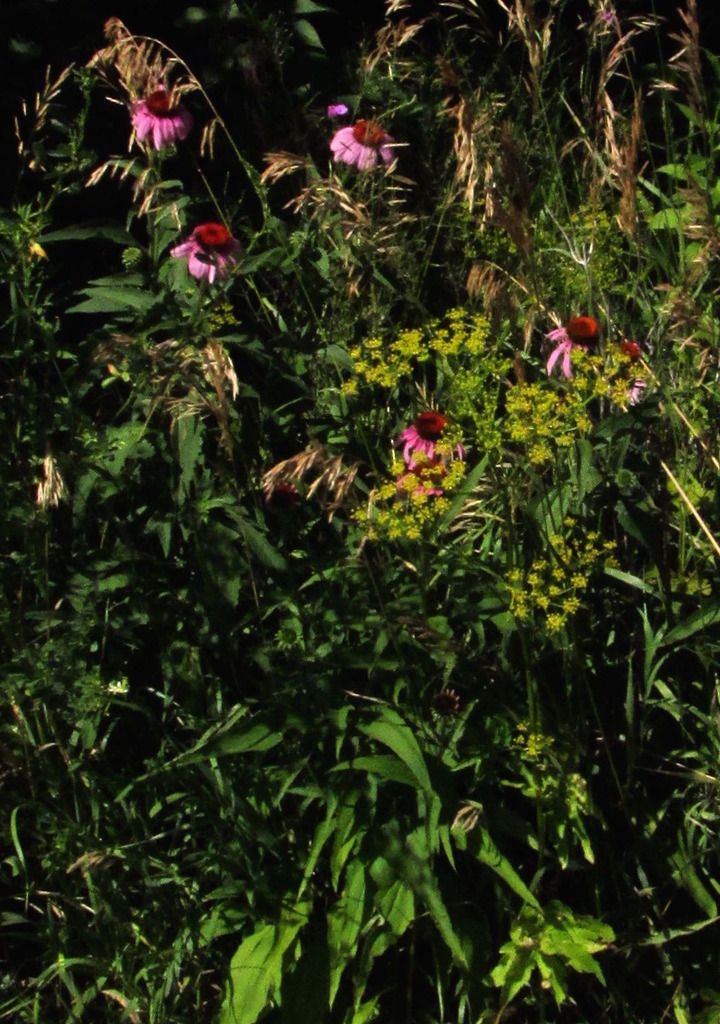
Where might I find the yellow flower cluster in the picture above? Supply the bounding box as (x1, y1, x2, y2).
(343, 308, 493, 393)
(514, 721, 555, 761)
(206, 299, 238, 333)
(355, 456, 466, 542)
(505, 348, 648, 465)
(507, 523, 617, 633)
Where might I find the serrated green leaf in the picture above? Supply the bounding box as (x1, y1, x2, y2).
(177, 415, 204, 498)
(67, 287, 156, 314)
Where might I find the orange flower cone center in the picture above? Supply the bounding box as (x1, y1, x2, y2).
(194, 223, 233, 249)
(145, 89, 175, 116)
(621, 340, 641, 361)
(566, 316, 599, 345)
(352, 120, 386, 146)
(414, 412, 447, 441)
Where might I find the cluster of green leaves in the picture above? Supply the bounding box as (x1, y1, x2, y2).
(3, 1, 720, 1023)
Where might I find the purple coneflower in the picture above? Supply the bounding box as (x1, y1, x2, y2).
(171, 222, 241, 284)
(132, 86, 193, 150)
(265, 481, 301, 509)
(330, 119, 396, 170)
(399, 412, 464, 467)
(620, 340, 646, 405)
(546, 315, 600, 378)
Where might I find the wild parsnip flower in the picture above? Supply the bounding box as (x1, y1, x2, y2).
(396, 455, 447, 498)
(330, 120, 396, 170)
(507, 526, 617, 634)
(546, 316, 600, 378)
(171, 222, 240, 283)
(354, 457, 465, 542)
(131, 86, 193, 150)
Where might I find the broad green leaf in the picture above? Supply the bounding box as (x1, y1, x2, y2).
(173, 716, 282, 767)
(453, 825, 541, 910)
(220, 922, 301, 1024)
(294, 18, 324, 50)
(604, 566, 657, 596)
(40, 224, 137, 245)
(662, 602, 720, 646)
(359, 709, 432, 793)
(438, 456, 489, 529)
(298, 796, 337, 899)
(374, 878, 415, 938)
(648, 208, 682, 230)
(392, 830, 468, 970)
(332, 754, 418, 788)
(67, 287, 156, 314)
(230, 511, 288, 573)
(490, 941, 535, 1004)
(328, 860, 367, 1003)
(294, 0, 331, 13)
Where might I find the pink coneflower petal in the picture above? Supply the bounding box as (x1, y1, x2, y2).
(131, 86, 193, 151)
(171, 222, 240, 283)
(327, 103, 349, 118)
(546, 339, 573, 378)
(330, 120, 397, 171)
(628, 379, 647, 406)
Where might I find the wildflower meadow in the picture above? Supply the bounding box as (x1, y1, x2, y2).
(2, 0, 720, 1021)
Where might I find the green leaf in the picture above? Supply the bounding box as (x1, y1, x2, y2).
(173, 715, 283, 767)
(328, 860, 367, 1003)
(230, 511, 288, 573)
(294, 0, 331, 13)
(437, 456, 489, 529)
(40, 224, 137, 245)
(177, 416, 204, 498)
(373, 877, 415, 938)
(648, 208, 682, 230)
(298, 797, 337, 899)
(294, 18, 324, 51)
(220, 922, 301, 1024)
(574, 439, 602, 500)
(67, 287, 156, 314)
(604, 566, 658, 596)
(359, 708, 432, 793)
(332, 754, 419, 788)
(454, 825, 541, 909)
(389, 829, 468, 970)
(662, 602, 720, 646)
(490, 941, 535, 1004)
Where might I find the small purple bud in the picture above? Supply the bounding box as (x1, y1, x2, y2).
(327, 103, 349, 118)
